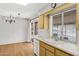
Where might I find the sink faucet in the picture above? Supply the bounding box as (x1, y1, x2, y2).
(53, 33, 59, 41)
(63, 36, 68, 40)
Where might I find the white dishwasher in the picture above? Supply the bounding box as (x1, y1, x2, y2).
(34, 38, 39, 56)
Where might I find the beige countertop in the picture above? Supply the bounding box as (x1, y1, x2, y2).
(32, 36, 79, 56)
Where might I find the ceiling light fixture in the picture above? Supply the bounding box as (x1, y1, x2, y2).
(5, 14, 15, 24)
(5, 12, 21, 24)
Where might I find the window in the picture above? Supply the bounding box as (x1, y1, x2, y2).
(52, 14, 62, 40)
(51, 8, 77, 44)
(63, 9, 76, 43)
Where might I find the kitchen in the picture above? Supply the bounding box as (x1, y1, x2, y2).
(31, 3, 79, 56)
(0, 3, 79, 56)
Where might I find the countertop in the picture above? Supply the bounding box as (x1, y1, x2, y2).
(32, 36, 79, 56)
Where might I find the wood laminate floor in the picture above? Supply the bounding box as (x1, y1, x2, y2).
(0, 42, 34, 56)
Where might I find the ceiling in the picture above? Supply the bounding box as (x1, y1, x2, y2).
(0, 3, 49, 19)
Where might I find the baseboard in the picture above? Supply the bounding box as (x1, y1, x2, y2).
(0, 41, 32, 45)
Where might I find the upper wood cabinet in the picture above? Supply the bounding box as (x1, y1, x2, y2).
(76, 4, 79, 30)
(38, 15, 44, 29)
(38, 14, 49, 29)
(44, 15, 49, 29)
(45, 4, 75, 15)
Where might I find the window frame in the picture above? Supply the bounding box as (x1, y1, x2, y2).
(51, 8, 77, 44)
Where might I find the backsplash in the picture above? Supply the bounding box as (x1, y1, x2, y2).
(77, 30, 79, 46)
(38, 29, 50, 39)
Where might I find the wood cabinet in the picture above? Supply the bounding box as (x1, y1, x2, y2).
(40, 41, 54, 56)
(40, 41, 46, 56)
(38, 14, 49, 29)
(39, 41, 73, 56)
(40, 46, 45, 56)
(76, 4, 79, 30)
(46, 50, 54, 56)
(44, 15, 49, 29)
(44, 4, 75, 15)
(55, 49, 72, 56)
(38, 15, 44, 29)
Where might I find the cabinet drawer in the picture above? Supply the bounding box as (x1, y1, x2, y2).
(46, 50, 54, 56)
(55, 49, 72, 56)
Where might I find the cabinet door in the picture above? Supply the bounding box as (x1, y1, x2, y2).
(55, 49, 72, 56)
(44, 15, 49, 29)
(40, 46, 45, 56)
(38, 15, 44, 29)
(77, 4, 79, 30)
(46, 50, 54, 56)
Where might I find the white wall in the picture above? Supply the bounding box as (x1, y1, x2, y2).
(27, 20, 32, 42)
(0, 16, 30, 45)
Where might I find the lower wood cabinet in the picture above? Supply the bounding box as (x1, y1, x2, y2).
(40, 46, 45, 56)
(46, 50, 54, 56)
(40, 41, 55, 56)
(55, 49, 72, 56)
(40, 41, 73, 56)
